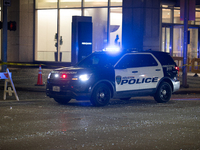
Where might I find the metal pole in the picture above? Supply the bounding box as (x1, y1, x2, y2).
(57, 0, 60, 62)
(1, 3, 7, 72)
(182, 0, 189, 88)
(82, 0, 84, 16)
(170, 8, 174, 56)
(107, 0, 110, 46)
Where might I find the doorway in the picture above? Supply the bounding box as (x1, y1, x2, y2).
(162, 25, 198, 60)
(173, 26, 198, 60)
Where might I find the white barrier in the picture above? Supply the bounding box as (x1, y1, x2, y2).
(0, 69, 19, 101)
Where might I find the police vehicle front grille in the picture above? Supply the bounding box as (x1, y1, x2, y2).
(50, 73, 74, 80)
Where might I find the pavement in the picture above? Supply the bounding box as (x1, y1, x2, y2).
(0, 67, 200, 96)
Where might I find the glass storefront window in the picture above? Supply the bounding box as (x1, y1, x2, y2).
(111, 0, 122, 6)
(60, 9, 81, 62)
(84, 8, 107, 51)
(188, 28, 198, 60)
(162, 8, 171, 23)
(162, 27, 170, 53)
(35, 0, 123, 62)
(174, 9, 183, 24)
(173, 26, 198, 58)
(110, 7, 122, 47)
(59, 0, 81, 8)
(84, 0, 107, 7)
(36, 0, 58, 9)
(173, 26, 183, 57)
(35, 9, 57, 61)
(195, 11, 200, 25)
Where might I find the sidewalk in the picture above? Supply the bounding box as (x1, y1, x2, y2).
(0, 67, 50, 92)
(0, 67, 200, 94)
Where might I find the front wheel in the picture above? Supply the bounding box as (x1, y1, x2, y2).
(90, 83, 111, 106)
(54, 98, 71, 104)
(154, 82, 172, 103)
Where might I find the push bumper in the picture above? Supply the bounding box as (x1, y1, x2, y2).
(46, 81, 92, 100)
(46, 90, 91, 100)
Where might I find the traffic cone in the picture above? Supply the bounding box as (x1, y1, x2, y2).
(35, 65, 44, 86)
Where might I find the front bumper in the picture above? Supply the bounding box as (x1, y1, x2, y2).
(46, 79, 92, 100)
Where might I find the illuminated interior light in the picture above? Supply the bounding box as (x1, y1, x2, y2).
(162, 5, 168, 8)
(46, 0, 57, 2)
(84, 0, 108, 2)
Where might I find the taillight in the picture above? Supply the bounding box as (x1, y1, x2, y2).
(61, 74, 67, 79)
(175, 66, 179, 75)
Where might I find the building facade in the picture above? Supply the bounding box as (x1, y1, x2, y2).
(0, 0, 200, 64)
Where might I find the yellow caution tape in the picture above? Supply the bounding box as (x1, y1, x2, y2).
(0, 62, 68, 68)
(182, 64, 200, 67)
(0, 62, 43, 66)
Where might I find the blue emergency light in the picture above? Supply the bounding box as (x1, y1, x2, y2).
(103, 45, 120, 53)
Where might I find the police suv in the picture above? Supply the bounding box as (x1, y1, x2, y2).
(46, 49, 180, 106)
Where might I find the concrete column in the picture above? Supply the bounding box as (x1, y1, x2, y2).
(122, 0, 161, 51)
(19, 0, 34, 62)
(5, 0, 33, 62)
(7, 0, 19, 62)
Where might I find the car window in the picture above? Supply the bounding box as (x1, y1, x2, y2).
(139, 54, 158, 67)
(115, 54, 158, 69)
(76, 53, 121, 68)
(151, 52, 176, 65)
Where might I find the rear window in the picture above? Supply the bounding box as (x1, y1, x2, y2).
(152, 52, 176, 65)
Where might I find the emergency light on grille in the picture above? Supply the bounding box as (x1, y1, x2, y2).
(61, 74, 67, 79)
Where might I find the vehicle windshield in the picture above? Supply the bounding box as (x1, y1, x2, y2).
(75, 52, 122, 68)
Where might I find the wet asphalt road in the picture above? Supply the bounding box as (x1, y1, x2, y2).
(0, 92, 200, 150)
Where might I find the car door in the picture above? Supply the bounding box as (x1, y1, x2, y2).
(138, 53, 163, 89)
(114, 54, 141, 92)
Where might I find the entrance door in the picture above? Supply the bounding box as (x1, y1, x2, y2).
(188, 28, 198, 59)
(173, 26, 198, 60)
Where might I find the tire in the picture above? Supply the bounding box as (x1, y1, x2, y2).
(154, 82, 172, 103)
(90, 83, 111, 106)
(54, 98, 71, 104)
(120, 97, 131, 100)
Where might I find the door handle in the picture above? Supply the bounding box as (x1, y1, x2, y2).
(132, 71, 138, 73)
(156, 69, 161, 71)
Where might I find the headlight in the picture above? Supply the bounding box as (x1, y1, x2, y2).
(79, 74, 92, 81)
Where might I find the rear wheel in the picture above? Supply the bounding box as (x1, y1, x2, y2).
(54, 98, 71, 104)
(154, 82, 172, 103)
(90, 83, 111, 106)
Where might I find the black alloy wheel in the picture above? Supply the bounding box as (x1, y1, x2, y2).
(154, 82, 172, 103)
(90, 83, 111, 106)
